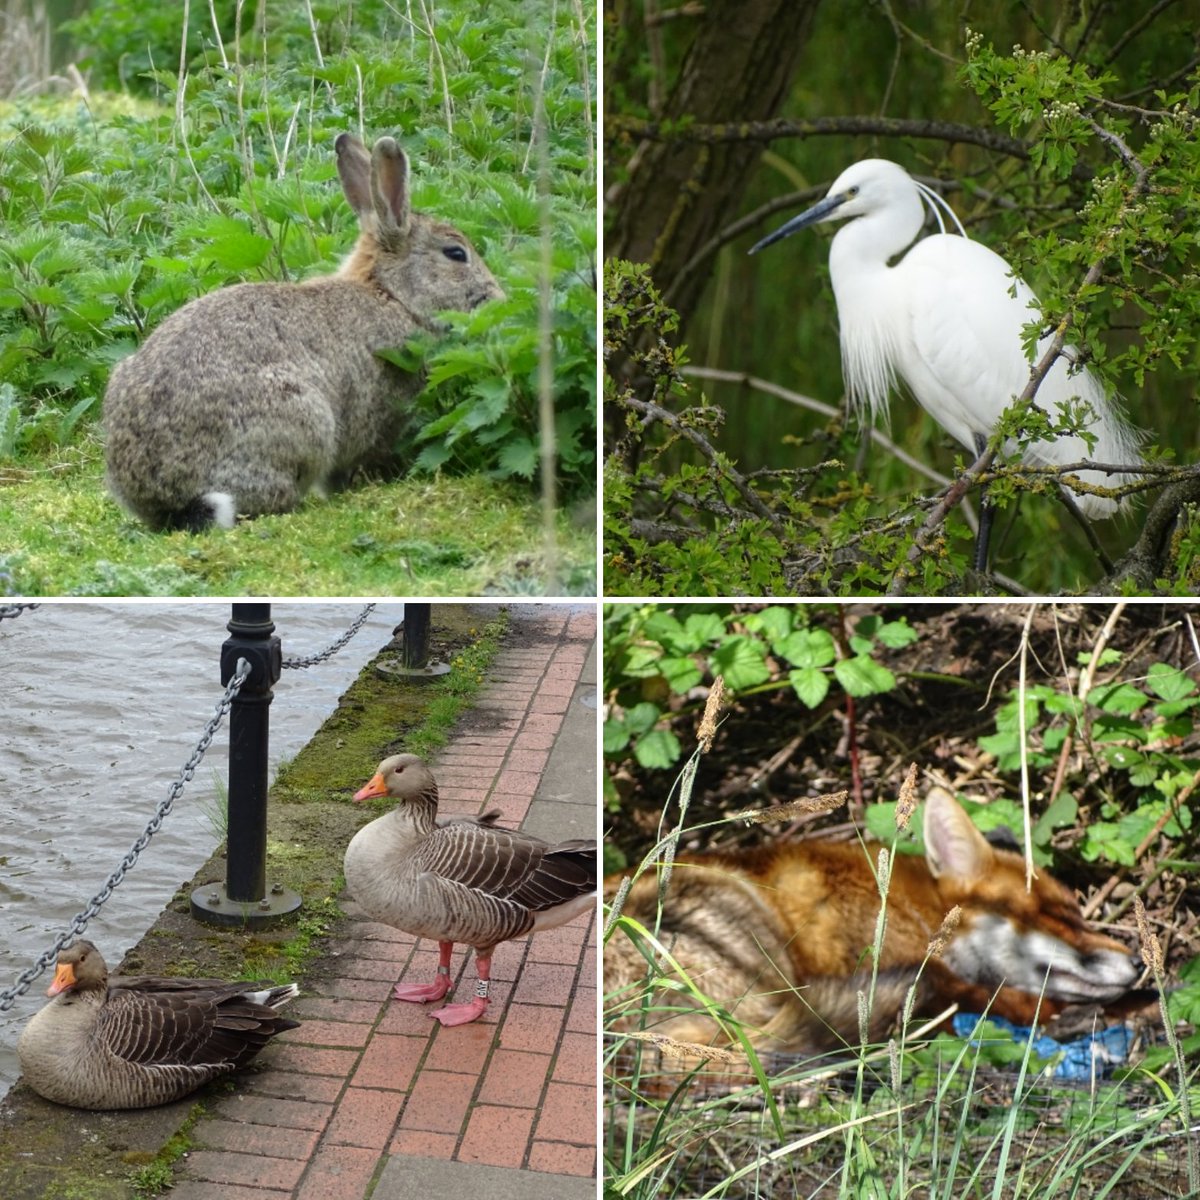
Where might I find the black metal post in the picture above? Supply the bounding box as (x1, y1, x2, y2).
(191, 604, 301, 927)
(376, 604, 449, 683)
(402, 604, 431, 668)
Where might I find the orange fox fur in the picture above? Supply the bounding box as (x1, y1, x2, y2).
(606, 787, 1141, 1054)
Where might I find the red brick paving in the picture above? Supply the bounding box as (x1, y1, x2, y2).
(174, 606, 597, 1197)
(169, 1185, 293, 1200)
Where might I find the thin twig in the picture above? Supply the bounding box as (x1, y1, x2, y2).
(1018, 604, 1036, 890)
(1049, 603, 1126, 806)
(606, 114, 1092, 180)
(618, 394, 784, 532)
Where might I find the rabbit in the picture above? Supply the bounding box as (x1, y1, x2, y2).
(103, 132, 503, 530)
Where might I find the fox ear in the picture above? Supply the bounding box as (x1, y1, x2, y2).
(923, 787, 994, 881)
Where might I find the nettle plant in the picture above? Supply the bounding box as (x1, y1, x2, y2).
(979, 652, 1197, 866)
(603, 604, 917, 778)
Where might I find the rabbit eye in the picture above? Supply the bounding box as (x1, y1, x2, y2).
(442, 245, 469, 263)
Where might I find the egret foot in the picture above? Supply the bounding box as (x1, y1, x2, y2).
(393, 939, 453, 1004)
(429, 996, 489, 1026)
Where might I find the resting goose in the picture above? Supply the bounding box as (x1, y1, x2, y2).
(17, 940, 299, 1110)
(345, 753, 597, 1026)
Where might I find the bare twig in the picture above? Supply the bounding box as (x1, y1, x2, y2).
(606, 114, 1093, 180)
(682, 366, 965, 505)
(1048, 603, 1127, 805)
(617, 394, 783, 531)
(1017, 604, 1037, 890)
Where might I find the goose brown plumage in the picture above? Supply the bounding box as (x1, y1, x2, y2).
(344, 753, 597, 1025)
(17, 940, 299, 1109)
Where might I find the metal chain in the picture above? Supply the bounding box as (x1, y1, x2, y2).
(281, 603, 377, 669)
(0, 658, 251, 1012)
(0, 603, 39, 621)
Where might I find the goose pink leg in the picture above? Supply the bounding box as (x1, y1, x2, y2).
(393, 940, 454, 1004)
(429, 953, 491, 1026)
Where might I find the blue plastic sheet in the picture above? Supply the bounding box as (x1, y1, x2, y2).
(953, 1013, 1134, 1080)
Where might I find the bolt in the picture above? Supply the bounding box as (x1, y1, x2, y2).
(258, 898, 271, 910)
(207, 892, 221, 905)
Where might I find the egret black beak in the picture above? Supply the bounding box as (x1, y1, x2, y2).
(748, 191, 850, 255)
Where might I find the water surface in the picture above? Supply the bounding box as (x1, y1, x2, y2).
(0, 601, 404, 1096)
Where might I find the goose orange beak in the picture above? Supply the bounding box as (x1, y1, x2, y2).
(353, 773, 388, 802)
(47, 962, 76, 997)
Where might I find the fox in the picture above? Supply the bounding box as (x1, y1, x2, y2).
(606, 786, 1144, 1056)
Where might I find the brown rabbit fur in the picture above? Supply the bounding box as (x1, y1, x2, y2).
(104, 133, 503, 531)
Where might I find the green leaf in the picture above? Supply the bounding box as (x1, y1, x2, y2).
(634, 729, 682, 770)
(775, 628, 836, 669)
(833, 654, 896, 697)
(789, 666, 830, 709)
(873, 619, 918, 649)
(682, 611, 726, 647)
(603, 721, 630, 754)
(659, 655, 703, 693)
(710, 635, 770, 689)
(743, 606, 796, 644)
(497, 437, 537, 479)
(1090, 681, 1148, 716)
(201, 227, 271, 271)
(1146, 662, 1196, 702)
(622, 702, 661, 736)
(641, 611, 689, 653)
(1032, 792, 1077, 846)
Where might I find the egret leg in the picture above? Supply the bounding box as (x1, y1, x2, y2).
(1059, 489, 1114, 572)
(972, 433, 994, 573)
(429, 952, 491, 1026)
(393, 940, 454, 1003)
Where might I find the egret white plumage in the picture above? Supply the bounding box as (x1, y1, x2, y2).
(749, 159, 1143, 568)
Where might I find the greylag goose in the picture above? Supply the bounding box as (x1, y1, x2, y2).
(17, 940, 299, 1110)
(345, 753, 596, 1026)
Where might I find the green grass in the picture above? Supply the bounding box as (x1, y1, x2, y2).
(126, 1105, 203, 1197)
(0, 438, 594, 595)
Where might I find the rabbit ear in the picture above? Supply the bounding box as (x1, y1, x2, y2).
(335, 133, 374, 218)
(370, 137, 412, 239)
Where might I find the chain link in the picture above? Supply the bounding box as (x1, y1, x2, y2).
(0, 603, 39, 621)
(1, 603, 381, 1009)
(0, 658, 251, 1012)
(281, 603, 377, 669)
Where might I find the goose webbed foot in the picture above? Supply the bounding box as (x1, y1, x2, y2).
(429, 995, 489, 1026)
(393, 939, 453, 1004)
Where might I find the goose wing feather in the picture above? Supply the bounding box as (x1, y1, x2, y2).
(418, 824, 597, 911)
(98, 982, 299, 1069)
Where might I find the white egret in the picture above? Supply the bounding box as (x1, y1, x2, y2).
(749, 159, 1143, 569)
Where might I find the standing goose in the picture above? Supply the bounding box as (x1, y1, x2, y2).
(345, 753, 597, 1026)
(17, 940, 299, 1110)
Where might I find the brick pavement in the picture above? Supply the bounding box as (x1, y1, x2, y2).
(168, 604, 597, 1200)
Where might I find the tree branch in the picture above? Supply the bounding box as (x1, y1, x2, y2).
(606, 114, 1094, 179)
(617, 394, 784, 531)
